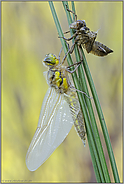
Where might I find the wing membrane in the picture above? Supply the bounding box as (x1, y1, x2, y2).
(26, 88, 73, 171)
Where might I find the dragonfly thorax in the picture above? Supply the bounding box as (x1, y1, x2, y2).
(47, 68, 69, 94)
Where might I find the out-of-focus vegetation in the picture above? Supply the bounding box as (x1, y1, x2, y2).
(2, 1, 122, 183)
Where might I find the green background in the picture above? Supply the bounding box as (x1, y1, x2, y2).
(2, 1, 122, 182)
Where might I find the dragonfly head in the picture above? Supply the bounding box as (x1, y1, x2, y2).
(69, 20, 86, 30)
(43, 54, 59, 67)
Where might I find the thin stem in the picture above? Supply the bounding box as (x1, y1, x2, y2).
(49, 1, 120, 183)
(80, 47, 120, 182)
(63, 1, 111, 182)
(63, 1, 107, 182)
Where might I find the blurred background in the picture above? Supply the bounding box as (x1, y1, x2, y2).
(2, 1, 122, 183)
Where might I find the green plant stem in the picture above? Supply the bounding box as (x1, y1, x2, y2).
(63, 1, 111, 182)
(70, 2, 120, 182)
(80, 48, 120, 183)
(49, 1, 104, 182)
(49, 1, 103, 182)
(49, 1, 120, 183)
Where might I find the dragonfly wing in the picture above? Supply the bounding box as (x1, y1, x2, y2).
(26, 87, 73, 171)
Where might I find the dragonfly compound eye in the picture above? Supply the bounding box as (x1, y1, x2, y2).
(69, 21, 78, 29)
(69, 20, 86, 30)
(43, 54, 59, 67)
(76, 20, 86, 29)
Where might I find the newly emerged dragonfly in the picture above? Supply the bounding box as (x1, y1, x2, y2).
(26, 48, 91, 171)
(61, 5, 113, 57)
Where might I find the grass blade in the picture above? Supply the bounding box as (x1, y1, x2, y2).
(62, 1, 111, 182)
(49, 1, 120, 183)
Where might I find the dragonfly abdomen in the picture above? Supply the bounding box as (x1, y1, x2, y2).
(90, 41, 113, 56)
(64, 91, 86, 146)
(74, 112, 86, 146)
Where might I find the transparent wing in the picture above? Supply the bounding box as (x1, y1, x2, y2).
(26, 87, 73, 171)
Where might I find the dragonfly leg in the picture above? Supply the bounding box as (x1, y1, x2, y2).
(65, 4, 77, 22)
(61, 42, 76, 64)
(69, 85, 92, 99)
(58, 47, 63, 64)
(59, 31, 77, 41)
(66, 61, 82, 73)
(63, 30, 70, 34)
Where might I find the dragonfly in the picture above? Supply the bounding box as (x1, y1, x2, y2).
(26, 47, 91, 171)
(60, 5, 113, 58)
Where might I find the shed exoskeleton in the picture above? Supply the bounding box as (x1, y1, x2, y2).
(61, 5, 113, 58)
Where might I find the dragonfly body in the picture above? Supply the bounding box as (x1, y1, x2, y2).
(26, 53, 86, 171)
